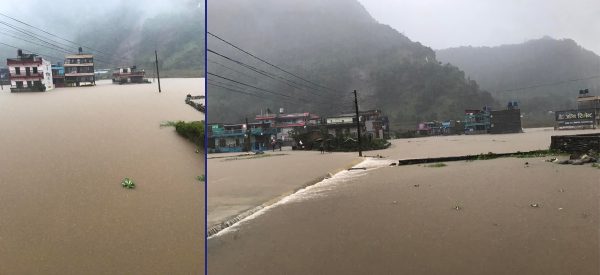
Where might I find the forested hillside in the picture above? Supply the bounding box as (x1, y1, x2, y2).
(208, 0, 494, 129)
(437, 37, 600, 126)
(76, 0, 204, 77)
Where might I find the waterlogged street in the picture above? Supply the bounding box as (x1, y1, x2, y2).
(0, 79, 205, 274)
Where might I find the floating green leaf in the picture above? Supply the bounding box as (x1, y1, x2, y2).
(121, 178, 136, 189)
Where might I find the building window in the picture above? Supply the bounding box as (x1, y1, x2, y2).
(25, 67, 30, 76)
(26, 81, 32, 87)
(32, 67, 38, 74)
(15, 67, 20, 75)
(16, 81, 23, 88)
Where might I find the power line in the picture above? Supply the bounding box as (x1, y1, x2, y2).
(0, 20, 79, 55)
(208, 80, 295, 105)
(0, 20, 79, 52)
(0, 19, 114, 61)
(0, 29, 74, 55)
(208, 58, 259, 81)
(494, 75, 600, 93)
(0, 23, 114, 66)
(208, 31, 343, 94)
(208, 48, 338, 101)
(0, 41, 65, 61)
(0, 25, 117, 67)
(208, 82, 266, 99)
(0, 41, 117, 69)
(0, 12, 115, 58)
(0, 14, 134, 65)
(208, 72, 304, 101)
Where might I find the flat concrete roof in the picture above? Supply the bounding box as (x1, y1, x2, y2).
(65, 54, 93, 58)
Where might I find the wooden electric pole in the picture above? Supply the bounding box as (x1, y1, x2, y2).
(245, 117, 251, 152)
(353, 90, 363, 157)
(155, 50, 161, 93)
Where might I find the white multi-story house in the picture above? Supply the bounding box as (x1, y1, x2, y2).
(6, 49, 53, 92)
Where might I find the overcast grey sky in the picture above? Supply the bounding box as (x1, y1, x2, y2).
(358, 0, 600, 54)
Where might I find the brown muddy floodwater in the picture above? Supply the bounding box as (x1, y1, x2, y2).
(0, 79, 204, 274)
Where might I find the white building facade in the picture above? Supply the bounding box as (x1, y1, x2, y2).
(7, 50, 53, 92)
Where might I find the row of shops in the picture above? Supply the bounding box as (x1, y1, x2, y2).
(418, 102, 523, 136)
(208, 109, 390, 153)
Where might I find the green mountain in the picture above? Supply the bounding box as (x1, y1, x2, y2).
(437, 37, 600, 127)
(76, 0, 204, 77)
(208, 0, 494, 130)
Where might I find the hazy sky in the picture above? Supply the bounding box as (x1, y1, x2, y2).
(0, 0, 190, 37)
(358, 0, 600, 54)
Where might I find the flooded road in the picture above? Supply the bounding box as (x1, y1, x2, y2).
(0, 79, 205, 274)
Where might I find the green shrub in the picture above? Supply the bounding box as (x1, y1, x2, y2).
(174, 121, 205, 147)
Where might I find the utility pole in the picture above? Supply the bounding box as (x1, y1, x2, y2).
(155, 50, 161, 93)
(353, 90, 363, 157)
(245, 117, 251, 152)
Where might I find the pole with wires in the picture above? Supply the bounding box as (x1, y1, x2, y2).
(155, 50, 161, 93)
(353, 90, 362, 157)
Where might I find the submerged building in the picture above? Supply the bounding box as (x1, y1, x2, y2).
(6, 49, 53, 92)
(207, 122, 276, 153)
(64, 47, 94, 86)
(51, 63, 65, 88)
(464, 107, 491, 134)
(255, 110, 320, 145)
(325, 109, 389, 140)
(417, 120, 463, 136)
(489, 101, 522, 134)
(112, 66, 146, 84)
(0, 68, 9, 86)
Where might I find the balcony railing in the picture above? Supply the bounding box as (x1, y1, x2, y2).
(7, 59, 42, 65)
(113, 71, 145, 77)
(209, 128, 277, 137)
(10, 86, 44, 93)
(9, 73, 44, 79)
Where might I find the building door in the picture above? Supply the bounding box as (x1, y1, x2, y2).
(26, 81, 32, 87)
(16, 81, 23, 88)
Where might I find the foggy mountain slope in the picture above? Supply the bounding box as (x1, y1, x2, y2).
(208, 0, 494, 129)
(437, 37, 600, 126)
(76, 0, 205, 77)
(0, 0, 204, 77)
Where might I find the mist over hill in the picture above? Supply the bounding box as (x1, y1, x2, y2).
(0, 0, 204, 77)
(437, 37, 600, 126)
(208, 0, 494, 129)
